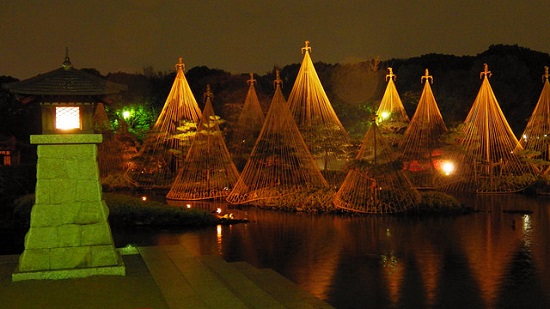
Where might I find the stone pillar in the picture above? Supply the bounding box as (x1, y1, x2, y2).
(12, 134, 125, 281)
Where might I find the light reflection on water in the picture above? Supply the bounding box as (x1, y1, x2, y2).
(114, 194, 550, 308)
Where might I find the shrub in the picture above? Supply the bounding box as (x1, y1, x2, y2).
(105, 193, 217, 227)
(11, 194, 35, 229)
(101, 173, 135, 191)
(252, 187, 337, 213)
(406, 191, 471, 215)
(11, 193, 219, 229)
(524, 174, 550, 195)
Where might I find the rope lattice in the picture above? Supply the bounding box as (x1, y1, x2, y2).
(167, 85, 240, 201)
(520, 66, 550, 173)
(125, 58, 202, 189)
(287, 41, 350, 171)
(226, 71, 329, 206)
(376, 67, 410, 134)
(400, 69, 448, 188)
(228, 73, 265, 170)
(334, 122, 420, 214)
(445, 64, 535, 193)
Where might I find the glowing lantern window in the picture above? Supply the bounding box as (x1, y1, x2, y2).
(55, 106, 81, 130)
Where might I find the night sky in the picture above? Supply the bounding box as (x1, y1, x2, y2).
(2, 1, 549, 79)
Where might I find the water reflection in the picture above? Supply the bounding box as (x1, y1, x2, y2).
(454, 199, 523, 307)
(221, 211, 342, 300)
(496, 240, 550, 308)
(412, 246, 440, 308)
(112, 194, 550, 308)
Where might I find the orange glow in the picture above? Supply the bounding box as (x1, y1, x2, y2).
(216, 224, 223, 255)
(404, 160, 428, 172)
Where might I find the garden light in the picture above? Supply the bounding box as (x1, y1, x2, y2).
(441, 161, 455, 176)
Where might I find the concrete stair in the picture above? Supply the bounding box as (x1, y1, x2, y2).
(139, 245, 333, 309)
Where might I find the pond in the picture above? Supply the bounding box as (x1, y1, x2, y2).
(3, 194, 550, 308)
(113, 194, 550, 308)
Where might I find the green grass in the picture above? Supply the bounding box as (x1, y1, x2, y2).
(11, 193, 220, 229)
(104, 193, 219, 227)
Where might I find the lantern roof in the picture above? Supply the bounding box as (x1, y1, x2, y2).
(3, 49, 126, 97)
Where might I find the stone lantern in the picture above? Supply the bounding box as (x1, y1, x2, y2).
(4, 50, 127, 281)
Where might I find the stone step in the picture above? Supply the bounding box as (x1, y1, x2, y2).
(161, 246, 249, 308)
(230, 261, 334, 309)
(138, 246, 208, 308)
(140, 245, 333, 308)
(197, 255, 286, 308)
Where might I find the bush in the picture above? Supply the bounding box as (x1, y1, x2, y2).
(251, 187, 337, 213)
(475, 174, 536, 193)
(105, 193, 217, 227)
(11, 194, 35, 229)
(406, 191, 471, 215)
(524, 174, 550, 195)
(101, 173, 136, 191)
(0, 165, 36, 200)
(11, 193, 219, 229)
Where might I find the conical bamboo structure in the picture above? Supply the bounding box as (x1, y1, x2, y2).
(93, 102, 127, 177)
(400, 69, 448, 188)
(167, 85, 240, 201)
(287, 41, 350, 171)
(446, 64, 535, 193)
(228, 73, 265, 171)
(226, 70, 329, 207)
(334, 120, 420, 214)
(125, 57, 202, 189)
(376, 67, 410, 134)
(520, 66, 550, 174)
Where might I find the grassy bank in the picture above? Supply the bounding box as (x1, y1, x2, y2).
(7, 190, 470, 231)
(10, 193, 224, 230)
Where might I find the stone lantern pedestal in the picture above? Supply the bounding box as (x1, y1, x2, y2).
(12, 134, 125, 281)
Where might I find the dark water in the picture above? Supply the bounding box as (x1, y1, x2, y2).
(4, 194, 550, 308)
(111, 194, 550, 309)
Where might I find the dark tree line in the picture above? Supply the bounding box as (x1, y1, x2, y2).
(383, 44, 550, 136)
